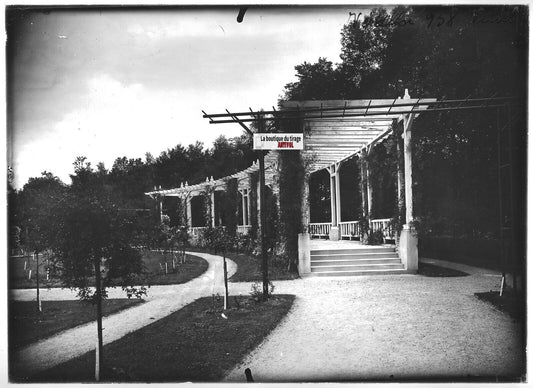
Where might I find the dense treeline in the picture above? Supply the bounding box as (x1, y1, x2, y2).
(9, 134, 256, 251)
(285, 5, 527, 244)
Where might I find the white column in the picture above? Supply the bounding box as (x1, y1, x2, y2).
(257, 179, 261, 228)
(159, 197, 163, 222)
(246, 189, 251, 226)
(403, 114, 414, 224)
(210, 191, 216, 227)
(241, 190, 246, 226)
(301, 173, 310, 231)
(360, 155, 368, 218)
(328, 165, 340, 241)
(329, 167, 337, 226)
(186, 196, 192, 228)
(335, 163, 342, 224)
(366, 159, 373, 217)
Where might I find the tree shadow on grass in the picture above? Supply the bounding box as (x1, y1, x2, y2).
(417, 262, 469, 277)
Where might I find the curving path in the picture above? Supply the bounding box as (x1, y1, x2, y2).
(11, 252, 236, 378)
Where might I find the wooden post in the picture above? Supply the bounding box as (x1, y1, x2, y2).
(95, 336, 100, 382)
(258, 115, 269, 301)
(94, 257, 104, 381)
(223, 254, 229, 310)
(36, 253, 41, 312)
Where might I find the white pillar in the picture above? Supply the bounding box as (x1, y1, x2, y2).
(360, 155, 368, 218)
(159, 197, 163, 222)
(398, 112, 418, 272)
(328, 165, 340, 241)
(329, 168, 337, 226)
(301, 174, 310, 231)
(366, 160, 373, 217)
(335, 164, 342, 224)
(246, 189, 251, 226)
(403, 114, 414, 224)
(241, 190, 246, 226)
(186, 196, 192, 228)
(210, 191, 216, 227)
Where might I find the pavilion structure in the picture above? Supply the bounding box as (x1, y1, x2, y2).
(146, 90, 437, 275)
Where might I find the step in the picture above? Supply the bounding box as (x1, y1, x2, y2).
(310, 247, 396, 255)
(310, 252, 399, 261)
(303, 268, 411, 277)
(311, 258, 402, 266)
(311, 263, 404, 272)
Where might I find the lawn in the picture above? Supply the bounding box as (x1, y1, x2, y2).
(186, 247, 299, 282)
(417, 262, 469, 277)
(139, 251, 209, 286)
(9, 251, 208, 289)
(9, 299, 144, 349)
(23, 294, 296, 383)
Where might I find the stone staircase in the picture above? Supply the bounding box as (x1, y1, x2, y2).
(308, 246, 407, 277)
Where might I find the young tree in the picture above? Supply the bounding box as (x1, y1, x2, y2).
(51, 157, 145, 380)
(18, 172, 66, 311)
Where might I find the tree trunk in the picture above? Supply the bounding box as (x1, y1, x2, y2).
(36, 252, 42, 312)
(94, 258, 104, 381)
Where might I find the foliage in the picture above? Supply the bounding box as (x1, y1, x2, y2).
(281, 5, 527, 243)
(50, 158, 146, 301)
(17, 172, 67, 254)
(222, 178, 238, 238)
(203, 226, 230, 254)
(250, 280, 275, 302)
(368, 229, 385, 245)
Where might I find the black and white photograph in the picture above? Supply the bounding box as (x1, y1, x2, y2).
(5, 3, 528, 383)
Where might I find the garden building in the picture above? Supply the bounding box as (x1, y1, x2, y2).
(146, 90, 437, 276)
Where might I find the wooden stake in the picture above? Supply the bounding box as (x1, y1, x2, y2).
(28, 269, 31, 280)
(223, 255, 229, 310)
(165, 262, 168, 274)
(24, 261, 27, 270)
(499, 275, 505, 297)
(95, 336, 100, 381)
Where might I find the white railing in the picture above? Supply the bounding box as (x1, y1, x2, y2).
(339, 221, 360, 239)
(370, 218, 393, 241)
(309, 222, 331, 238)
(237, 225, 251, 235)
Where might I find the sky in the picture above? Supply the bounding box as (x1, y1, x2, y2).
(7, 6, 373, 189)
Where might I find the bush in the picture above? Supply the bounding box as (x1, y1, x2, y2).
(368, 229, 384, 245)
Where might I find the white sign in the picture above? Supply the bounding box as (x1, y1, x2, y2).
(253, 133, 304, 150)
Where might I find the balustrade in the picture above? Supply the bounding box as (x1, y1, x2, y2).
(237, 225, 251, 235)
(339, 221, 360, 239)
(308, 222, 331, 238)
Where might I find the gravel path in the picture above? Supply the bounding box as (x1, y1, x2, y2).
(11, 252, 236, 378)
(225, 270, 524, 382)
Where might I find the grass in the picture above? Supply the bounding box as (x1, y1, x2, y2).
(20, 294, 296, 383)
(186, 247, 299, 282)
(418, 262, 469, 277)
(9, 299, 144, 350)
(138, 252, 209, 286)
(9, 252, 208, 289)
